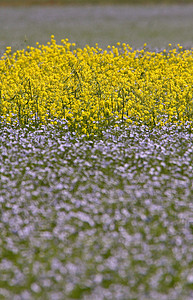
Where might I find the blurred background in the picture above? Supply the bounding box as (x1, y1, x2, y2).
(0, 0, 193, 53)
(0, 0, 193, 4)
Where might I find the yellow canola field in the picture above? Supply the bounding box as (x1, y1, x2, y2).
(0, 36, 193, 135)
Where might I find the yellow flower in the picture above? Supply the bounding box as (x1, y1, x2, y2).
(0, 36, 193, 133)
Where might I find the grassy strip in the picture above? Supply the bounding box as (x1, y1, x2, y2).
(0, 0, 193, 6)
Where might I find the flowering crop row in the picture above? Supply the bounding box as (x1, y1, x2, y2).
(0, 35, 193, 135)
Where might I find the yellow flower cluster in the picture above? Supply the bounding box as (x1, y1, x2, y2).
(0, 36, 193, 135)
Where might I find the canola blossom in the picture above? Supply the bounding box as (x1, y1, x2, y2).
(0, 35, 193, 135)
